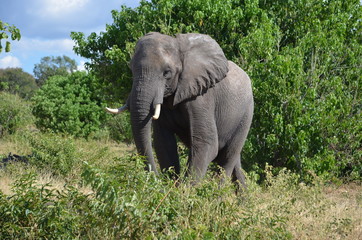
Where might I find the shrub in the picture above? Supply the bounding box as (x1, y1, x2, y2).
(0, 68, 38, 99)
(0, 92, 33, 137)
(0, 173, 87, 239)
(239, 9, 362, 181)
(106, 111, 133, 143)
(32, 72, 109, 138)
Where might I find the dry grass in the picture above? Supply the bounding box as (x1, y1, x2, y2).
(0, 175, 13, 195)
(0, 133, 31, 195)
(0, 133, 133, 196)
(322, 183, 362, 239)
(0, 166, 93, 197)
(241, 170, 362, 239)
(0, 134, 31, 157)
(74, 137, 135, 163)
(290, 184, 362, 239)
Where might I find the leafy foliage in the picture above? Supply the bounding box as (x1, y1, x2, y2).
(0, 20, 21, 53)
(106, 111, 133, 143)
(240, 0, 362, 181)
(0, 68, 38, 99)
(32, 71, 109, 138)
(1, 156, 360, 239)
(0, 92, 33, 137)
(0, 173, 88, 239)
(72, 0, 361, 180)
(33, 55, 77, 86)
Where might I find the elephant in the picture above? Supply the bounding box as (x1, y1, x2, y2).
(106, 32, 253, 187)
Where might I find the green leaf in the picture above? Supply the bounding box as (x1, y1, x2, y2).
(5, 41, 10, 52)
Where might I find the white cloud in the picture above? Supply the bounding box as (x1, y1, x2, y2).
(77, 60, 86, 71)
(2, 0, 140, 39)
(0, 56, 21, 68)
(44, 0, 89, 15)
(33, 0, 89, 18)
(6, 37, 83, 74)
(0, 0, 142, 73)
(16, 37, 75, 55)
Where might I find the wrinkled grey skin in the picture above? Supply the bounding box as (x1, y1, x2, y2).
(120, 32, 253, 186)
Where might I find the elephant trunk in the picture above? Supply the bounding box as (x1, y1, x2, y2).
(130, 82, 162, 173)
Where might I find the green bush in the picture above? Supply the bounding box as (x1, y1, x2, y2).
(238, 1, 362, 181)
(0, 92, 33, 137)
(0, 68, 38, 99)
(72, 0, 361, 180)
(32, 72, 109, 138)
(0, 173, 88, 239)
(106, 111, 133, 143)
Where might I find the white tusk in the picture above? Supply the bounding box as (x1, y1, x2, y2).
(105, 105, 128, 114)
(152, 104, 161, 120)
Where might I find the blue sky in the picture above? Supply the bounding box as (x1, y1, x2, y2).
(0, 0, 141, 75)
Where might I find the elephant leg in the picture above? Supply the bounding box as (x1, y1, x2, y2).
(187, 147, 213, 183)
(187, 128, 219, 183)
(232, 160, 247, 189)
(215, 122, 251, 189)
(153, 121, 180, 177)
(183, 100, 219, 183)
(214, 151, 246, 190)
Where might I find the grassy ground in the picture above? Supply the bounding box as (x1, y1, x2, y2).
(0, 132, 361, 239)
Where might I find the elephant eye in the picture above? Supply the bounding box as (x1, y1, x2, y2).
(163, 70, 172, 79)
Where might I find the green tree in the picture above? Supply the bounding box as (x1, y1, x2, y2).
(72, 0, 361, 180)
(32, 71, 108, 137)
(0, 92, 33, 137)
(33, 55, 77, 86)
(0, 68, 38, 99)
(0, 20, 21, 53)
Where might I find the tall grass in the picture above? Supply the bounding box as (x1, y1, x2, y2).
(0, 133, 361, 239)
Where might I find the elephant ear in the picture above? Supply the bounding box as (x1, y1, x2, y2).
(173, 33, 229, 105)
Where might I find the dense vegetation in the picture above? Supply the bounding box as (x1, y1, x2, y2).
(0, 1, 361, 238)
(0, 92, 33, 137)
(72, 0, 361, 180)
(0, 68, 38, 99)
(31, 72, 108, 138)
(1, 131, 361, 239)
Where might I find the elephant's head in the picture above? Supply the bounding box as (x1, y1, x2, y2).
(107, 32, 229, 172)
